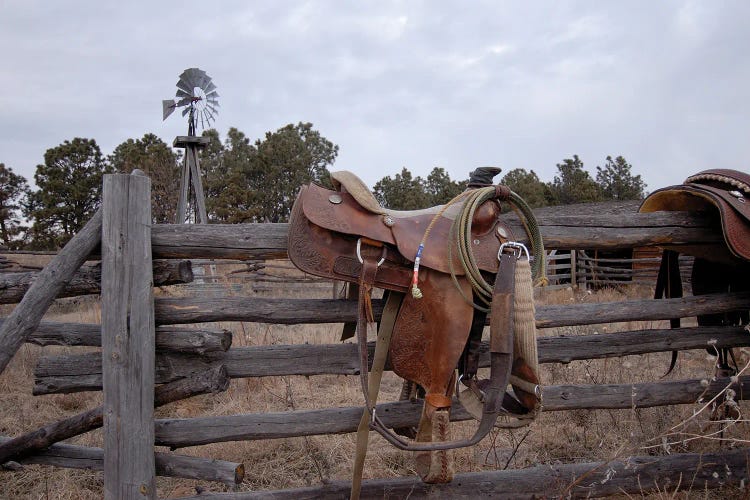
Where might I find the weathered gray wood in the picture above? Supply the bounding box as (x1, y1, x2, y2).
(148, 210, 721, 260)
(175, 154, 190, 224)
(35, 351, 213, 394)
(153, 375, 750, 447)
(22, 321, 230, 354)
(150, 291, 750, 328)
(152, 224, 289, 260)
(175, 447, 749, 499)
(187, 147, 208, 224)
(173, 136, 211, 148)
(0, 366, 229, 464)
(153, 326, 232, 354)
(0, 210, 102, 374)
(101, 173, 156, 499)
(534, 291, 750, 328)
(0, 437, 243, 486)
(0, 260, 193, 304)
(33, 325, 750, 394)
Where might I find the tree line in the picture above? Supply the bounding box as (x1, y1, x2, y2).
(0, 122, 337, 250)
(373, 154, 646, 210)
(0, 121, 645, 250)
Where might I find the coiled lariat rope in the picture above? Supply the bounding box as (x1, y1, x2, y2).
(452, 186, 546, 311)
(411, 185, 546, 307)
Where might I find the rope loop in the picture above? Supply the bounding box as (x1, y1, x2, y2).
(449, 185, 546, 311)
(410, 184, 546, 306)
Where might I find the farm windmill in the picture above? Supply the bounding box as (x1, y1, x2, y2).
(162, 68, 219, 224)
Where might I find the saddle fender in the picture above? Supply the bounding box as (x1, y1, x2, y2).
(389, 268, 475, 410)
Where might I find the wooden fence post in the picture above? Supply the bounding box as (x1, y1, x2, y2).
(101, 172, 156, 499)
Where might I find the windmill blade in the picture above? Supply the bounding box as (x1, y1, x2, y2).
(206, 104, 219, 116)
(176, 88, 193, 99)
(176, 97, 192, 107)
(204, 108, 216, 123)
(162, 100, 176, 120)
(177, 69, 199, 95)
(179, 67, 198, 83)
(182, 68, 205, 91)
(176, 77, 193, 95)
(206, 90, 219, 99)
(204, 81, 217, 94)
(196, 72, 210, 90)
(182, 106, 191, 117)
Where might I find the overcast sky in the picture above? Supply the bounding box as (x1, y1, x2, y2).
(2, 1, 748, 193)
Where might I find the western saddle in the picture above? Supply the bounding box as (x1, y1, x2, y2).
(288, 168, 545, 497)
(640, 169, 750, 381)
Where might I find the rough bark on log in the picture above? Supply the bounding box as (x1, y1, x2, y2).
(32, 326, 750, 394)
(0, 210, 102, 374)
(152, 375, 750, 447)
(175, 447, 750, 499)
(21, 321, 231, 354)
(150, 291, 750, 327)
(0, 366, 229, 465)
(0, 260, 193, 305)
(148, 210, 721, 260)
(0, 437, 243, 486)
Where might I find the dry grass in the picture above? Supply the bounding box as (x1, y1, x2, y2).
(1, 271, 748, 498)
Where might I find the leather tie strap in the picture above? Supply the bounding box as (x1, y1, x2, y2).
(350, 290, 403, 500)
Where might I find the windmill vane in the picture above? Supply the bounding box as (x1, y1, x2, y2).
(162, 68, 219, 135)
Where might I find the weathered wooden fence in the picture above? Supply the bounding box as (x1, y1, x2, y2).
(1, 172, 749, 498)
(545, 249, 694, 290)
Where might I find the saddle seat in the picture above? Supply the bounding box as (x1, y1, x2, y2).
(300, 171, 508, 276)
(640, 169, 750, 262)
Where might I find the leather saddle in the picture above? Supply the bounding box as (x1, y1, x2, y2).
(288, 168, 543, 488)
(640, 169, 750, 378)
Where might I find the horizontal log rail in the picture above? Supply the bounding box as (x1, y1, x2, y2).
(32, 326, 750, 394)
(150, 291, 750, 328)
(175, 447, 749, 499)
(0, 260, 193, 305)
(147, 210, 721, 260)
(0, 437, 243, 486)
(152, 375, 750, 448)
(18, 321, 231, 354)
(235, 292, 727, 328)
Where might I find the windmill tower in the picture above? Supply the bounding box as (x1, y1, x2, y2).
(162, 68, 219, 224)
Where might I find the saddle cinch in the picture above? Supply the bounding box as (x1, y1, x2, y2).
(287, 167, 546, 495)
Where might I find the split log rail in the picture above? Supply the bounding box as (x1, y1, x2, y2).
(0, 173, 748, 498)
